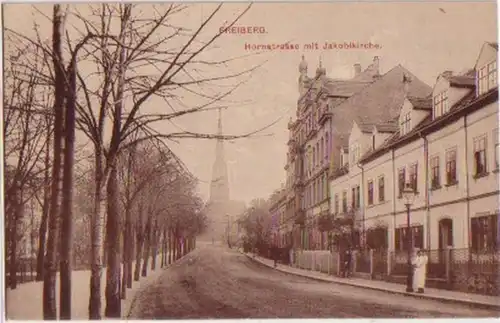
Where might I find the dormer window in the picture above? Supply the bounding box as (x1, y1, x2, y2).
(400, 112, 411, 136)
(433, 90, 449, 118)
(478, 60, 498, 95)
(350, 143, 360, 166)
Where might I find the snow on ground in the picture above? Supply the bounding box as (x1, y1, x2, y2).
(6, 255, 168, 320)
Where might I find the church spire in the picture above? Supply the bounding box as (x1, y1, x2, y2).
(209, 107, 230, 203)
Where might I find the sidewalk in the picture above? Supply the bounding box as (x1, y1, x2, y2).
(245, 253, 500, 311)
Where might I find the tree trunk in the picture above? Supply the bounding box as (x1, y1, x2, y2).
(126, 224, 133, 288)
(105, 165, 121, 318)
(120, 226, 127, 300)
(8, 201, 20, 289)
(141, 216, 151, 277)
(175, 230, 181, 260)
(59, 58, 77, 320)
(168, 229, 173, 265)
(161, 227, 166, 268)
(134, 219, 143, 282)
(43, 5, 65, 319)
(88, 152, 106, 320)
(151, 220, 158, 271)
(36, 121, 51, 281)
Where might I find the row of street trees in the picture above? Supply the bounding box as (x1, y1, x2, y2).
(238, 198, 273, 254)
(4, 2, 265, 320)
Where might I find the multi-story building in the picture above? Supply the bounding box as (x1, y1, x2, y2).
(329, 42, 499, 255)
(279, 56, 383, 250)
(269, 186, 287, 247)
(329, 66, 432, 249)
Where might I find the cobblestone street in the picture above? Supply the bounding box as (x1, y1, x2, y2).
(127, 245, 498, 319)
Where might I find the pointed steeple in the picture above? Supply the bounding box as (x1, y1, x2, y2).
(209, 108, 230, 203)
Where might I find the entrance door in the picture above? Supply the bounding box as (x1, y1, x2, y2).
(438, 219, 453, 276)
(439, 219, 453, 249)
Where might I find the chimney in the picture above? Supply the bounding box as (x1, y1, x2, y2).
(354, 64, 362, 77)
(373, 56, 380, 75)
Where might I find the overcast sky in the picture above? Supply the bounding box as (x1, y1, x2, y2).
(4, 2, 497, 206)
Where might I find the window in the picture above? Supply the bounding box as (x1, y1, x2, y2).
(314, 181, 318, 204)
(342, 190, 347, 213)
(478, 60, 498, 95)
(312, 147, 316, 168)
(398, 168, 406, 197)
(356, 186, 360, 209)
(471, 214, 498, 251)
(400, 112, 411, 135)
(445, 149, 457, 184)
(367, 180, 374, 205)
(494, 129, 499, 170)
(473, 135, 487, 176)
(325, 133, 329, 161)
(351, 185, 360, 209)
(316, 142, 320, 166)
(395, 225, 424, 251)
(409, 163, 418, 191)
(366, 227, 388, 250)
(431, 156, 440, 189)
(334, 194, 339, 214)
(350, 144, 360, 165)
(433, 90, 449, 118)
(351, 187, 355, 209)
(372, 135, 376, 150)
(323, 175, 327, 199)
(378, 176, 385, 202)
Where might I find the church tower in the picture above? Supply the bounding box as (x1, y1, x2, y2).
(209, 108, 230, 204)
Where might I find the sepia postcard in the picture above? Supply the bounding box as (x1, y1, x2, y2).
(2, 1, 499, 321)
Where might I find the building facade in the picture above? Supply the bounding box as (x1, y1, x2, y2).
(277, 56, 383, 250)
(329, 42, 499, 255)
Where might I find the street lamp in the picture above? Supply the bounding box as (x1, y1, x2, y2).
(402, 182, 416, 292)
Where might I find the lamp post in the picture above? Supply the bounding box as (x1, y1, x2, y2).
(402, 183, 416, 293)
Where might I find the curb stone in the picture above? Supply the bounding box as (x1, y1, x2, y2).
(243, 252, 500, 311)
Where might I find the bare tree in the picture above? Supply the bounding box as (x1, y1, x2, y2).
(5, 2, 276, 319)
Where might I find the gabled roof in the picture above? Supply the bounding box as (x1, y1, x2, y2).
(330, 65, 432, 147)
(473, 41, 498, 70)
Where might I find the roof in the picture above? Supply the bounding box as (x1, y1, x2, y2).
(375, 120, 399, 133)
(330, 65, 432, 147)
(360, 87, 495, 164)
(324, 79, 372, 97)
(408, 96, 432, 110)
(448, 75, 475, 88)
(358, 122, 375, 133)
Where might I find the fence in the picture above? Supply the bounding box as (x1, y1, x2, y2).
(355, 249, 371, 274)
(287, 247, 500, 296)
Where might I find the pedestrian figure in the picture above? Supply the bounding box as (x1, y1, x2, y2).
(412, 249, 428, 293)
(343, 248, 352, 278)
(271, 245, 279, 268)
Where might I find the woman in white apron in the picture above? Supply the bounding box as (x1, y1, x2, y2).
(412, 249, 428, 293)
